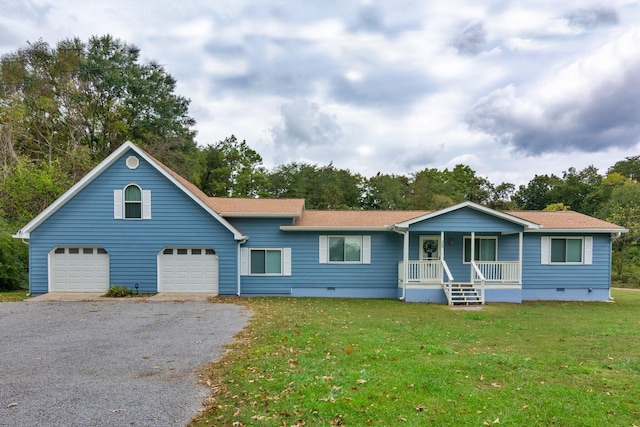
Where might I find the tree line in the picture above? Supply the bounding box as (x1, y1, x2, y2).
(2, 35, 639, 290)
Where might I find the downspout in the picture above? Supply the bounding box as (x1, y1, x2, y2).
(393, 227, 409, 301)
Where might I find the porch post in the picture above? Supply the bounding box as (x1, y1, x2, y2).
(440, 231, 445, 260)
(470, 231, 475, 280)
(518, 231, 523, 284)
(403, 230, 409, 297)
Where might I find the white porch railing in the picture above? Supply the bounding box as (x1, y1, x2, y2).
(472, 261, 520, 283)
(471, 261, 486, 304)
(402, 260, 443, 282)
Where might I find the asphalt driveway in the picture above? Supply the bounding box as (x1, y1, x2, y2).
(0, 298, 250, 427)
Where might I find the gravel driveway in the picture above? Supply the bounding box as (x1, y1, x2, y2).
(0, 298, 250, 427)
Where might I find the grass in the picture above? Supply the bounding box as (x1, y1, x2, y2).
(192, 290, 640, 427)
(0, 289, 30, 302)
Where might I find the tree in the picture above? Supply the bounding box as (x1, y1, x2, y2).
(267, 162, 362, 209)
(194, 135, 269, 198)
(0, 35, 197, 178)
(513, 174, 561, 210)
(608, 155, 640, 181)
(361, 173, 410, 210)
(598, 181, 640, 279)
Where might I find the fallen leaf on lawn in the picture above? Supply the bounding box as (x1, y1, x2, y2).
(479, 374, 485, 381)
(233, 407, 241, 416)
(415, 405, 425, 412)
(357, 379, 367, 384)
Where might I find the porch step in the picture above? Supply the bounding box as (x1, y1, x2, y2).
(446, 283, 483, 305)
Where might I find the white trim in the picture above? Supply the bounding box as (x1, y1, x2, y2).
(584, 236, 593, 265)
(240, 247, 250, 275)
(394, 201, 541, 230)
(13, 141, 246, 241)
(222, 212, 302, 218)
(526, 228, 627, 233)
(541, 236, 550, 264)
(282, 226, 389, 231)
(142, 190, 151, 219)
(362, 236, 371, 264)
(319, 236, 328, 263)
(283, 248, 292, 276)
(114, 190, 123, 219)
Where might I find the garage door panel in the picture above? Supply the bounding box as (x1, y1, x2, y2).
(159, 248, 218, 294)
(50, 247, 109, 292)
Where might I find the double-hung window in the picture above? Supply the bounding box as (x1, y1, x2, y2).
(241, 247, 291, 276)
(114, 184, 151, 219)
(551, 238, 583, 263)
(319, 235, 371, 264)
(250, 249, 282, 275)
(463, 237, 497, 263)
(541, 236, 592, 265)
(329, 236, 362, 262)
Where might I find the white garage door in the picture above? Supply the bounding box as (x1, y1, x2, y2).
(158, 248, 219, 293)
(50, 247, 110, 292)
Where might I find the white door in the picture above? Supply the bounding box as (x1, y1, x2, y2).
(50, 247, 110, 292)
(419, 235, 441, 261)
(158, 248, 219, 293)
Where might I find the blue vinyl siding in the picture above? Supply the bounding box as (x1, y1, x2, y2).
(521, 233, 611, 292)
(28, 150, 238, 295)
(409, 208, 523, 233)
(230, 217, 404, 296)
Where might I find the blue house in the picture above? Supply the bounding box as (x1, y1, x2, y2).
(14, 142, 627, 304)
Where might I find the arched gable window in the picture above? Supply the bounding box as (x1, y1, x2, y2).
(114, 185, 151, 220)
(124, 185, 142, 219)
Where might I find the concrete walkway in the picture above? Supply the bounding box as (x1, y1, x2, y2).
(29, 292, 218, 302)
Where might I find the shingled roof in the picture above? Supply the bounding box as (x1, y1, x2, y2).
(506, 211, 626, 231)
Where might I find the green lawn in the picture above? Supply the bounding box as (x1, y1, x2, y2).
(193, 290, 640, 426)
(0, 289, 30, 302)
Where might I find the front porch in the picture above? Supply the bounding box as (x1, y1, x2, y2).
(395, 229, 525, 305)
(398, 259, 523, 305)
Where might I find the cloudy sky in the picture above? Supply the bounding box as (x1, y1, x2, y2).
(2, 1, 640, 185)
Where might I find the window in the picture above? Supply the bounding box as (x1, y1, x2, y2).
(319, 236, 371, 264)
(541, 236, 592, 265)
(241, 248, 291, 276)
(114, 185, 151, 219)
(464, 237, 497, 263)
(551, 238, 582, 263)
(124, 185, 142, 219)
(329, 236, 362, 262)
(250, 249, 282, 275)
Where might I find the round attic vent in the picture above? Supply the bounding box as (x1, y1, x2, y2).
(126, 156, 140, 169)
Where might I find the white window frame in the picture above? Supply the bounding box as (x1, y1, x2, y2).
(319, 235, 371, 264)
(541, 236, 592, 265)
(114, 184, 151, 220)
(463, 236, 498, 264)
(241, 247, 291, 276)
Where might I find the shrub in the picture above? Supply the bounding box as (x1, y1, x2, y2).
(104, 285, 135, 297)
(0, 219, 28, 291)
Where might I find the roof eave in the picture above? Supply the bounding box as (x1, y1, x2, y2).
(526, 228, 628, 233)
(221, 212, 302, 218)
(280, 225, 393, 232)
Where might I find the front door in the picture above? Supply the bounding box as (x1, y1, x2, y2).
(419, 235, 441, 261)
